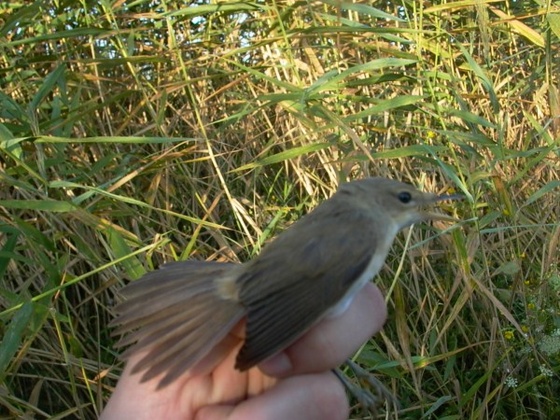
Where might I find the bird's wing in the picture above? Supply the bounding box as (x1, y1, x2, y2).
(235, 205, 390, 370)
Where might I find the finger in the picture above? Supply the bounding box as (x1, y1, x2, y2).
(100, 357, 183, 419)
(259, 283, 387, 377)
(195, 372, 348, 420)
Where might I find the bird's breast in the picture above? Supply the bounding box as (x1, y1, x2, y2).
(325, 224, 398, 318)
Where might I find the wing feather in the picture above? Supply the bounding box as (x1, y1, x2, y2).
(236, 200, 392, 370)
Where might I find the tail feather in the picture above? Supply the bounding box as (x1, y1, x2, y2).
(134, 302, 242, 385)
(114, 291, 222, 348)
(111, 264, 227, 328)
(111, 261, 244, 386)
(122, 297, 221, 361)
(120, 260, 230, 296)
(112, 303, 186, 343)
(118, 303, 207, 354)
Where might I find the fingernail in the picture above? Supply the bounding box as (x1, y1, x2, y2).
(259, 352, 293, 376)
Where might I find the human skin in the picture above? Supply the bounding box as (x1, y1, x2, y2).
(101, 283, 387, 420)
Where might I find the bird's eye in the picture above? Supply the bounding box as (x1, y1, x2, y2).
(398, 191, 412, 203)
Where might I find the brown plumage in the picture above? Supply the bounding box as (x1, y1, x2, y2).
(110, 177, 461, 387)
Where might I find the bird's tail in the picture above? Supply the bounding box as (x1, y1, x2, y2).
(110, 260, 244, 388)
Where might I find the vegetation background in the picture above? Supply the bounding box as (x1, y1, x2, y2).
(1, 0, 559, 418)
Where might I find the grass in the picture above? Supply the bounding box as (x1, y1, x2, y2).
(1, 0, 559, 418)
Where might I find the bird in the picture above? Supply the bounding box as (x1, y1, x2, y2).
(110, 177, 461, 389)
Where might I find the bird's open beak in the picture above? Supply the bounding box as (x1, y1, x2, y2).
(422, 193, 464, 222)
(436, 193, 465, 202)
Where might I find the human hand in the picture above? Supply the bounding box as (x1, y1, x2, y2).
(101, 283, 387, 420)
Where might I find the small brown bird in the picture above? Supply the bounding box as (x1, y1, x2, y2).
(111, 177, 461, 388)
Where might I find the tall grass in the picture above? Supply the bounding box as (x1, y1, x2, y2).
(1, 0, 558, 418)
